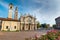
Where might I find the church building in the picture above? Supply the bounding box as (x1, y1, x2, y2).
(0, 3, 38, 31)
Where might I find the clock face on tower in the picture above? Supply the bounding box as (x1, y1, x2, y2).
(10, 6, 12, 9)
(9, 3, 13, 9)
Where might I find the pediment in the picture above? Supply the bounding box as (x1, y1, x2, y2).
(25, 15, 35, 19)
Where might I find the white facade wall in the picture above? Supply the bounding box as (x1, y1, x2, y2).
(1, 21, 20, 31)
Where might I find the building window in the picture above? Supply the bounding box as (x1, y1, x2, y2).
(6, 26, 8, 29)
(27, 18, 31, 23)
(0, 20, 2, 23)
(14, 26, 16, 29)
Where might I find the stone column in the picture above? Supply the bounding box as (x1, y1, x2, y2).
(20, 24, 23, 31)
(1, 21, 4, 31)
(30, 24, 34, 30)
(27, 24, 29, 30)
(27, 24, 28, 30)
(24, 24, 26, 30)
(30, 24, 33, 30)
(30, 25, 31, 30)
(35, 24, 37, 30)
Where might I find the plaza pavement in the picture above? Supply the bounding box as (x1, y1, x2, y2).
(0, 31, 46, 40)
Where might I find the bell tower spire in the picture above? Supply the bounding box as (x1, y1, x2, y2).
(14, 7, 18, 20)
(8, 3, 13, 19)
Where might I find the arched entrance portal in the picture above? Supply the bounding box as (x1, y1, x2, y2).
(22, 26, 24, 30)
(28, 23, 31, 30)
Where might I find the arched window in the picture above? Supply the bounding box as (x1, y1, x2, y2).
(14, 26, 16, 29)
(27, 18, 31, 23)
(6, 26, 8, 29)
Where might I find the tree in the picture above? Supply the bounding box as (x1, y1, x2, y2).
(41, 23, 48, 28)
(37, 22, 40, 28)
(52, 24, 56, 28)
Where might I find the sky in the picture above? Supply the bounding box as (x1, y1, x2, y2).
(0, 0, 60, 26)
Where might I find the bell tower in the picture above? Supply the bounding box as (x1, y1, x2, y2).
(8, 3, 13, 19)
(14, 7, 18, 20)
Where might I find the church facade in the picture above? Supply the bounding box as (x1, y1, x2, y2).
(0, 3, 38, 31)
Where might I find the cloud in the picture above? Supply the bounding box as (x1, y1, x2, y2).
(0, 0, 60, 26)
(0, 1, 8, 9)
(27, 0, 60, 26)
(29, 8, 55, 26)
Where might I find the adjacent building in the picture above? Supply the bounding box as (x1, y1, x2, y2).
(55, 17, 60, 29)
(20, 14, 37, 30)
(0, 3, 38, 31)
